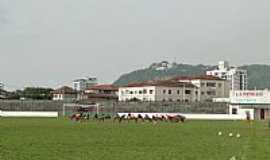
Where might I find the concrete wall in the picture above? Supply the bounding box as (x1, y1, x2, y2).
(0, 100, 64, 112)
(229, 105, 255, 120)
(0, 110, 58, 117)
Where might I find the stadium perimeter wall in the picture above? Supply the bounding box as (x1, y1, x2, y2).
(0, 100, 229, 116)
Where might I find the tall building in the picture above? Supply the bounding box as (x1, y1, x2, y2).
(73, 77, 98, 91)
(206, 61, 248, 91)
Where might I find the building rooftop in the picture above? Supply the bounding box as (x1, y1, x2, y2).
(52, 86, 77, 94)
(171, 75, 224, 81)
(87, 84, 119, 91)
(123, 80, 196, 88)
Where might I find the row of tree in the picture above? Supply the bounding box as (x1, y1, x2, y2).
(3, 87, 54, 100)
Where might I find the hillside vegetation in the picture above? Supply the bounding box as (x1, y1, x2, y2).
(114, 63, 270, 89)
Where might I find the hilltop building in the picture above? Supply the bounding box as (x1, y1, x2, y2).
(150, 61, 172, 71)
(206, 61, 248, 90)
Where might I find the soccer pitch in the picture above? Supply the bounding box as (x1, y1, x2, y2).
(0, 118, 269, 160)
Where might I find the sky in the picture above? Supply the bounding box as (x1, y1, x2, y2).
(1, 0, 270, 90)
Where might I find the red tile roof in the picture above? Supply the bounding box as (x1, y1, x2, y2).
(51, 86, 77, 94)
(171, 75, 224, 81)
(87, 84, 119, 91)
(86, 93, 118, 99)
(124, 80, 196, 88)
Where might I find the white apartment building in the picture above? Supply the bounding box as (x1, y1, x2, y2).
(206, 61, 248, 90)
(172, 76, 230, 102)
(73, 77, 98, 91)
(119, 81, 198, 102)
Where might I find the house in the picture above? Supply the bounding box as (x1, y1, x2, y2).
(119, 80, 198, 102)
(82, 84, 119, 101)
(52, 86, 77, 101)
(171, 75, 230, 102)
(206, 61, 248, 90)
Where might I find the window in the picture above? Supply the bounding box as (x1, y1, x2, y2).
(149, 90, 154, 94)
(185, 90, 191, 94)
(143, 89, 147, 94)
(168, 90, 172, 94)
(207, 91, 216, 96)
(177, 90, 180, 94)
(130, 91, 133, 94)
(195, 91, 198, 95)
(162, 99, 166, 102)
(163, 90, 166, 94)
(232, 108, 238, 115)
(207, 82, 216, 87)
(218, 83, 222, 88)
(177, 99, 181, 102)
(169, 98, 173, 102)
(201, 92, 205, 95)
(139, 90, 142, 94)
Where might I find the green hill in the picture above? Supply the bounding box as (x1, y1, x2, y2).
(114, 63, 270, 90)
(241, 65, 270, 90)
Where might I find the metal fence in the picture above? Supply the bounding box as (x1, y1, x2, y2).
(63, 101, 228, 116)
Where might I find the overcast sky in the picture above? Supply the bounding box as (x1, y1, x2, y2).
(1, 0, 270, 89)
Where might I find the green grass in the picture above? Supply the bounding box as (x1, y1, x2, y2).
(0, 118, 270, 160)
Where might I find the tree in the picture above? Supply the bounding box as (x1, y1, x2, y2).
(21, 87, 54, 100)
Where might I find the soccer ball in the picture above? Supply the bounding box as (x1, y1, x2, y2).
(230, 156, 236, 160)
(229, 133, 233, 137)
(236, 134, 241, 138)
(218, 131, 223, 136)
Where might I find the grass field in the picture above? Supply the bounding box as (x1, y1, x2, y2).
(0, 118, 270, 160)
